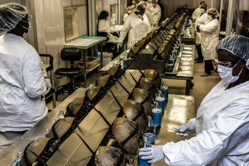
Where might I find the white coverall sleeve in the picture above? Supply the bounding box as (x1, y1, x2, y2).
(118, 17, 131, 43)
(199, 20, 219, 33)
(192, 8, 199, 20)
(163, 96, 249, 166)
(23, 48, 47, 98)
(153, 6, 161, 25)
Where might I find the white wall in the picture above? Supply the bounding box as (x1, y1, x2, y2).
(161, 0, 212, 19)
(34, 0, 87, 87)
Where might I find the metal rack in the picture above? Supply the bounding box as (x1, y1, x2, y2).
(46, 70, 143, 166)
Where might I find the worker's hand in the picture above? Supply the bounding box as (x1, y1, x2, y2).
(117, 42, 122, 48)
(45, 79, 51, 89)
(42, 67, 47, 77)
(139, 145, 165, 163)
(175, 121, 195, 137)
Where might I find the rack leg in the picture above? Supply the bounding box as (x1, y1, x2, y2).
(50, 69, 56, 108)
(186, 80, 191, 95)
(82, 49, 87, 87)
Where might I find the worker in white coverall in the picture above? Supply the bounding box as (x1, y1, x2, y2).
(195, 3, 207, 63)
(197, 8, 220, 77)
(145, 0, 161, 29)
(0, 3, 50, 152)
(123, 7, 133, 23)
(117, 2, 151, 48)
(98, 10, 119, 43)
(140, 35, 249, 165)
(192, 1, 206, 20)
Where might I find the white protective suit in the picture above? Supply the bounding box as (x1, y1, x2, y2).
(118, 12, 151, 48)
(192, 7, 202, 20)
(195, 13, 208, 45)
(98, 19, 118, 43)
(163, 80, 249, 166)
(145, 3, 161, 28)
(199, 18, 220, 60)
(0, 33, 48, 132)
(123, 14, 129, 23)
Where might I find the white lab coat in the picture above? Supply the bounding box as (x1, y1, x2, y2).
(123, 13, 129, 23)
(195, 13, 208, 45)
(0, 33, 47, 132)
(192, 7, 202, 20)
(118, 12, 151, 48)
(145, 3, 161, 28)
(98, 19, 118, 43)
(200, 18, 220, 60)
(163, 80, 249, 166)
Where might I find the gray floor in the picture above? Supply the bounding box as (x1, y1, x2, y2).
(47, 59, 221, 113)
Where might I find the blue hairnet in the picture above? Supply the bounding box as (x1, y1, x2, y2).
(216, 35, 249, 69)
(0, 3, 28, 33)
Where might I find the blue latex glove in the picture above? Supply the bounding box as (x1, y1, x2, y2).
(139, 145, 165, 163)
(196, 25, 200, 32)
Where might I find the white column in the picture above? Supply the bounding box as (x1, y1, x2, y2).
(225, 0, 234, 37)
(88, 0, 92, 36)
(88, 0, 97, 36)
(118, 0, 121, 24)
(219, 0, 223, 25)
(211, 0, 216, 8)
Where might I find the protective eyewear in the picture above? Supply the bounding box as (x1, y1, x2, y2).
(215, 59, 233, 67)
(21, 15, 32, 23)
(215, 59, 241, 68)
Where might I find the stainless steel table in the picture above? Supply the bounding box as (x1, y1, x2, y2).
(134, 94, 196, 166)
(100, 45, 196, 95)
(161, 44, 196, 95)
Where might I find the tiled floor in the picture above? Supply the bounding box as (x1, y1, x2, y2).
(47, 58, 221, 113)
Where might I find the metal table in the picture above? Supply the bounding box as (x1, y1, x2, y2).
(161, 44, 196, 95)
(134, 94, 196, 166)
(64, 36, 106, 86)
(100, 45, 196, 95)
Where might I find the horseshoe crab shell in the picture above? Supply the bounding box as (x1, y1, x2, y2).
(123, 100, 148, 131)
(112, 117, 142, 155)
(95, 146, 126, 166)
(132, 88, 153, 116)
